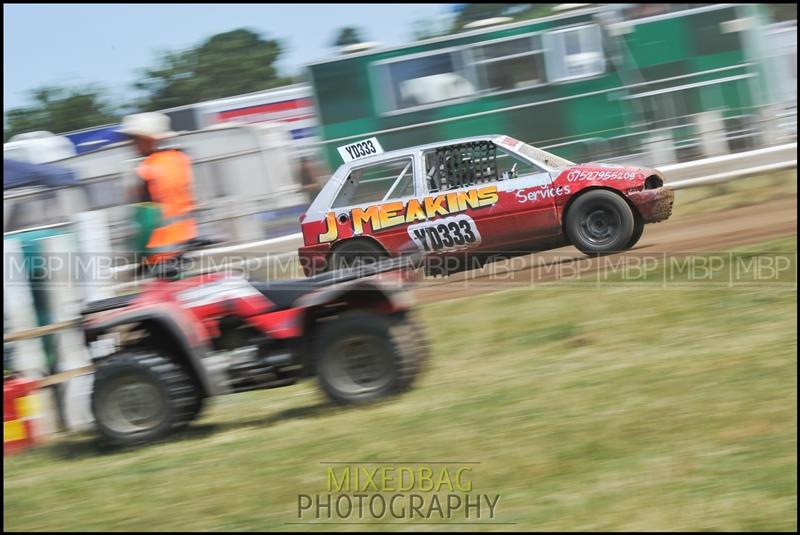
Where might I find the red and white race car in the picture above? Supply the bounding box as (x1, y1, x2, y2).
(298, 135, 674, 276)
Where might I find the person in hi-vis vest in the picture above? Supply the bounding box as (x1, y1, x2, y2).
(119, 112, 198, 269)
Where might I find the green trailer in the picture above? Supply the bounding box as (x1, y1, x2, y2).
(306, 4, 775, 170)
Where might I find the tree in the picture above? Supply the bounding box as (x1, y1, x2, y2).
(134, 28, 293, 111)
(453, 3, 517, 27)
(4, 85, 119, 142)
(410, 17, 447, 41)
(332, 27, 366, 48)
(450, 3, 557, 32)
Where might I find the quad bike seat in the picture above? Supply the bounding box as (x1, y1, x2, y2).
(250, 253, 425, 310)
(249, 280, 319, 310)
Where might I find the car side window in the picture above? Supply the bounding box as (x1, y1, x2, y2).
(332, 157, 415, 209)
(494, 145, 546, 180)
(423, 141, 545, 193)
(423, 141, 498, 193)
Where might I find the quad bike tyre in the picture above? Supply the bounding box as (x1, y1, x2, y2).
(91, 350, 201, 446)
(315, 311, 427, 405)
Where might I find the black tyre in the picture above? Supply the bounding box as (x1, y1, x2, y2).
(565, 189, 635, 255)
(314, 311, 428, 405)
(627, 218, 645, 249)
(392, 313, 430, 378)
(183, 389, 205, 425)
(330, 240, 387, 272)
(91, 350, 200, 446)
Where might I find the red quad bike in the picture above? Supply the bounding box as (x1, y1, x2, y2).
(81, 257, 427, 447)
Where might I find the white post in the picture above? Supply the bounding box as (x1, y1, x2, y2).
(74, 210, 116, 303)
(696, 110, 729, 158)
(3, 239, 49, 376)
(40, 234, 95, 430)
(3, 238, 59, 436)
(645, 134, 677, 167)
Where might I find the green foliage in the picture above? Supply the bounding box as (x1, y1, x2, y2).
(332, 26, 366, 48)
(3, 28, 294, 138)
(133, 28, 293, 111)
(3, 86, 119, 142)
(410, 16, 449, 42)
(409, 4, 560, 41)
(451, 3, 557, 31)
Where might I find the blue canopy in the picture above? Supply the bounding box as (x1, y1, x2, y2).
(3, 159, 78, 190)
(65, 125, 126, 154)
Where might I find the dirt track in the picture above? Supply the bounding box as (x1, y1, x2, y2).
(412, 196, 798, 303)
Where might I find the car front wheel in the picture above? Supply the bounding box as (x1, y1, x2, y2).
(627, 218, 645, 249)
(565, 189, 635, 255)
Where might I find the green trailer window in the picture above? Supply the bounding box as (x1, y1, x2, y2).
(471, 35, 545, 93)
(332, 157, 415, 208)
(544, 24, 605, 82)
(376, 51, 474, 112)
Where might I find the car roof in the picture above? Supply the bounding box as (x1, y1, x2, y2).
(337, 134, 507, 170)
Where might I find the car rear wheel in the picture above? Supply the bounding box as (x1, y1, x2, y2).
(565, 190, 635, 255)
(330, 240, 387, 272)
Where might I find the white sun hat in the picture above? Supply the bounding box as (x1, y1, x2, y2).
(118, 112, 177, 140)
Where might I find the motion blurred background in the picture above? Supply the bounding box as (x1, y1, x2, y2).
(3, 3, 796, 248)
(3, 3, 797, 531)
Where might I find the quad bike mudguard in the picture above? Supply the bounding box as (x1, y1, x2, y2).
(82, 303, 221, 397)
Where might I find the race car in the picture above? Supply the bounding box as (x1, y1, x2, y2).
(298, 135, 674, 276)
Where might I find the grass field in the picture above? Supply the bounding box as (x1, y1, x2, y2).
(671, 169, 796, 217)
(4, 232, 796, 531)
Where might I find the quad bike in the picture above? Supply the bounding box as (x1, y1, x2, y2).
(81, 255, 428, 447)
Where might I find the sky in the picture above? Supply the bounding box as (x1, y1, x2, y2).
(3, 3, 453, 111)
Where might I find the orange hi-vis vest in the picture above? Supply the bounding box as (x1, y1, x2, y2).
(137, 150, 198, 260)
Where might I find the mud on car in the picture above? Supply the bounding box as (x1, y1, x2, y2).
(298, 135, 674, 275)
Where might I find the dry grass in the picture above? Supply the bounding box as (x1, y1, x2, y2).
(4, 235, 796, 531)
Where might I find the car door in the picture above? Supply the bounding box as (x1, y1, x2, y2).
(417, 140, 558, 256)
(325, 155, 420, 253)
(413, 141, 510, 254)
(491, 143, 562, 243)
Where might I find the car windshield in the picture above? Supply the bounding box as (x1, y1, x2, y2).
(517, 143, 574, 170)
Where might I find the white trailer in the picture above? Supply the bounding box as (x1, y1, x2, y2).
(4, 123, 306, 249)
